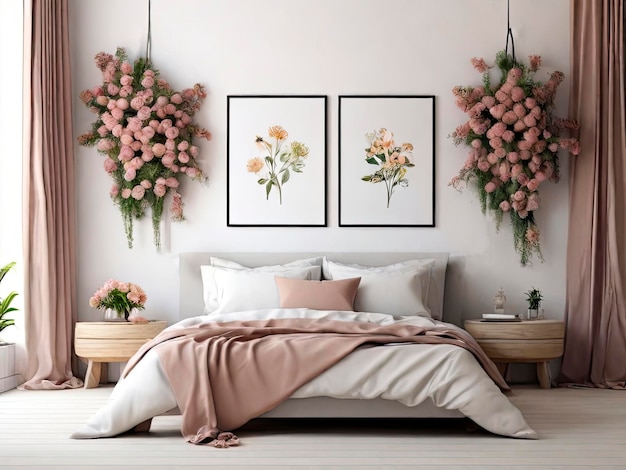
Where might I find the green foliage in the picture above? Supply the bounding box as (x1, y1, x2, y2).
(0, 262, 18, 335)
(525, 287, 544, 310)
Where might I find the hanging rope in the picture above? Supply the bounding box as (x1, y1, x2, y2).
(145, 0, 152, 61)
(504, 0, 516, 63)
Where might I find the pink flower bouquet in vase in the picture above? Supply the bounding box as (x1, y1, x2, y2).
(89, 279, 147, 322)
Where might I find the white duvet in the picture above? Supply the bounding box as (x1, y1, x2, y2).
(71, 309, 537, 440)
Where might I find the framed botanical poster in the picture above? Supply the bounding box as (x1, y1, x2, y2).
(227, 95, 327, 226)
(338, 95, 435, 227)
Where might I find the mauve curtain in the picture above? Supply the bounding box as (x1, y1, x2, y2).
(559, 0, 626, 388)
(20, 0, 82, 389)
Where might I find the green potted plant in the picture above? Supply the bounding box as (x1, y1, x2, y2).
(525, 287, 543, 320)
(0, 262, 18, 344)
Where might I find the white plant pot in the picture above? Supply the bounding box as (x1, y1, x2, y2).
(0, 343, 17, 393)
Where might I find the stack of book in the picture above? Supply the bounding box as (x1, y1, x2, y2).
(481, 313, 521, 322)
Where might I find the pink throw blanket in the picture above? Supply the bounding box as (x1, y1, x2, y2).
(123, 318, 507, 446)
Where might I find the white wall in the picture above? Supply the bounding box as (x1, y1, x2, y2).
(69, 0, 571, 335)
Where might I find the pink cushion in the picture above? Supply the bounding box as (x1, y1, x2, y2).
(275, 276, 361, 311)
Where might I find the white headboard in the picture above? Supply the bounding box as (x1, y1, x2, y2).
(179, 252, 449, 321)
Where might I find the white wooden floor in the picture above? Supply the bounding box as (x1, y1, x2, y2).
(1, 385, 625, 469)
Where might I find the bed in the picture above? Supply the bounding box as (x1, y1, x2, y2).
(72, 252, 537, 446)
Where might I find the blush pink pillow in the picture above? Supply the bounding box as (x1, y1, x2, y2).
(275, 276, 361, 311)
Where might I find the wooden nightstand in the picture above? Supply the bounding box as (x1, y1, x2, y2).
(464, 319, 564, 389)
(75, 321, 167, 389)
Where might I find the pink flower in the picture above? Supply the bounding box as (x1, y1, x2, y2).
(97, 125, 108, 137)
(487, 152, 498, 165)
(130, 97, 145, 110)
(155, 96, 169, 108)
(121, 188, 132, 199)
(170, 93, 183, 104)
(482, 96, 496, 108)
(525, 226, 540, 244)
(107, 83, 120, 96)
(511, 163, 523, 178)
(513, 120, 527, 132)
(477, 159, 491, 172)
(120, 62, 132, 74)
(110, 108, 124, 121)
(96, 95, 109, 106)
(170, 192, 184, 220)
(494, 147, 507, 159)
(110, 184, 119, 198)
(120, 75, 133, 86)
(152, 143, 166, 157)
(524, 115, 537, 128)
(189, 146, 199, 157)
(124, 168, 136, 181)
(484, 181, 497, 193)
(502, 111, 518, 125)
(137, 106, 152, 121)
(141, 150, 154, 162)
(471, 57, 490, 73)
(165, 127, 180, 139)
(507, 152, 519, 163)
(490, 104, 506, 120)
(499, 200, 511, 212)
(502, 130, 515, 143)
(519, 150, 532, 160)
(513, 103, 526, 118)
(103, 158, 117, 173)
(165, 139, 176, 151)
(165, 177, 179, 188)
(119, 85, 133, 98)
(548, 142, 559, 152)
(526, 192, 540, 211)
(511, 87, 525, 102)
(140, 179, 152, 189)
(489, 137, 503, 149)
(141, 76, 155, 88)
(153, 184, 166, 197)
(131, 185, 145, 200)
(120, 134, 134, 146)
(506, 67, 522, 84)
(97, 139, 115, 151)
(517, 173, 530, 186)
(528, 55, 542, 72)
(513, 190, 526, 202)
(187, 167, 198, 178)
(491, 122, 507, 137)
(178, 151, 190, 163)
(527, 179, 540, 192)
(495, 89, 509, 104)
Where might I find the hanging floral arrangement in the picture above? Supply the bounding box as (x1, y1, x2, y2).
(449, 50, 580, 266)
(77, 47, 210, 249)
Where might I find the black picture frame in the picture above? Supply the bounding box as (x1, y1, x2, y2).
(227, 95, 327, 227)
(338, 95, 435, 227)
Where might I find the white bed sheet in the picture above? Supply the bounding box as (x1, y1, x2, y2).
(72, 309, 537, 440)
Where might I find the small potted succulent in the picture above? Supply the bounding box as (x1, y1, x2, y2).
(0, 262, 18, 344)
(525, 287, 543, 320)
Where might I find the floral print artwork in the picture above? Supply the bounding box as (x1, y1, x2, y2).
(361, 128, 415, 208)
(247, 125, 309, 204)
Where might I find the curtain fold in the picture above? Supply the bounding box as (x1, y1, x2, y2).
(559, 0, 626, 388)
(20, 0, 82, 389)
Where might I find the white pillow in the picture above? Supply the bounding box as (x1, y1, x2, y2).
(324, 259, 435, 307)
(201, 257, 323, 314)
(325, 259, 434, 317)
(210, 267, 318, 314)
